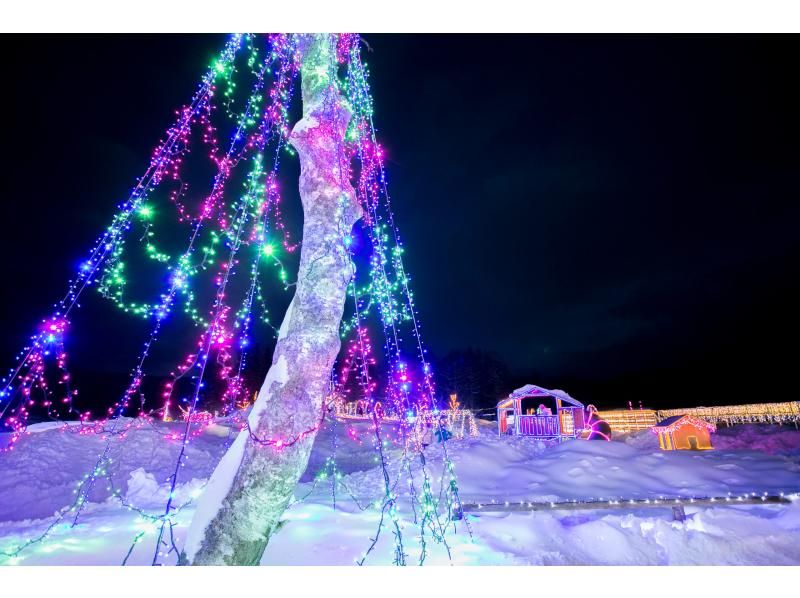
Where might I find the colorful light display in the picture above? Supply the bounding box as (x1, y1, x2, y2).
(657, 402, 800, 426)
(584, 405, 612, 441)
(594, 409, 657, 432)
(0, 33, 465, 566)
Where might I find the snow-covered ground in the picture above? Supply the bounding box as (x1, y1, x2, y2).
(1, 417, 799, 565)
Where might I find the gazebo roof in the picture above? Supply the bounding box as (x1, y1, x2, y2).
(497, 384, 583, 409)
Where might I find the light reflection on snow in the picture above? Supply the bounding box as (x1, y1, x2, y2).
(2, 422, 800, 565)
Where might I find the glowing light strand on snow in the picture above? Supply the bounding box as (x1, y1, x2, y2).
(330, 36, 424, 565)
(343, 37, 470, 563)
(356, 38, 471, 555)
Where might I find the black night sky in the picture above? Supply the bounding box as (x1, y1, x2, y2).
(1, 34, 798, 411)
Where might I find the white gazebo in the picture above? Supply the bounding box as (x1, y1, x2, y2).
(496, 384, 586, 441)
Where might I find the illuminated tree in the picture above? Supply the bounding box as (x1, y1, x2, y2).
(0, 32, 461, 567)
(184, 34, 363, 565)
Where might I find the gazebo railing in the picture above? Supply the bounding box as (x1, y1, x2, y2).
(517, 414, 561, 437)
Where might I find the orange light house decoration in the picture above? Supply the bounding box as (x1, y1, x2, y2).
(652, 415, 715, 450)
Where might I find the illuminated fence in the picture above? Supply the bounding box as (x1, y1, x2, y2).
(596, 409, 658, 432)
(517, 414, 561, 437)
(656, 402, 800, 426)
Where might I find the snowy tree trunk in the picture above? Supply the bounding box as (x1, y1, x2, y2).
(184, 34, 362, 566)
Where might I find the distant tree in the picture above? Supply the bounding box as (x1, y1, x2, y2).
(437, 349, 511, 411)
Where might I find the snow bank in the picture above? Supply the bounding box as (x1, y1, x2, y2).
(0, 418, 229, 522)
(1, 417, 799, 565)
(714, 424, 800, 455)
(426, 425, 800, 503)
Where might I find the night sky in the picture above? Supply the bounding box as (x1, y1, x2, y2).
(1, 34, 798, 410)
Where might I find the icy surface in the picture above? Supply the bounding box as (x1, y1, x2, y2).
(1, 419, 799, 565)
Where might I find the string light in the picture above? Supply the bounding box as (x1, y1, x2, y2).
(1, 33, 467, 567)
(0, 33, 246, 442)
(657, 402, 800, 426)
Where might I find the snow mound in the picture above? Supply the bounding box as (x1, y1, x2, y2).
(0, 418, 230, 522)
(714, 424, 800, 455)
(1, 416, 799, 565)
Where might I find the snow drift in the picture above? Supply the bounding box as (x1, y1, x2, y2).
(1, 419, 799, 565)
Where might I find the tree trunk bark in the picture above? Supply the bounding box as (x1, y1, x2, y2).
(184, 33, 362, 566)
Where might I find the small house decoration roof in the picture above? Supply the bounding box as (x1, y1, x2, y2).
(497, 384, 584, 409)
(653, 414, 716, 433)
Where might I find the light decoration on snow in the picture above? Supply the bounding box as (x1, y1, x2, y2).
(447, 407, 480, 440)
(440, 394, 479, 439)
(6, 34, 300, 559)
(334, 35, 472, 565)
(462, 492, 796, 515)
(651, 414, 715, 451)
(1, 33, 467, 567)
(449, 394, 460, 411)
(0, 419, 204, 565)
(651, 414, 716, 434)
